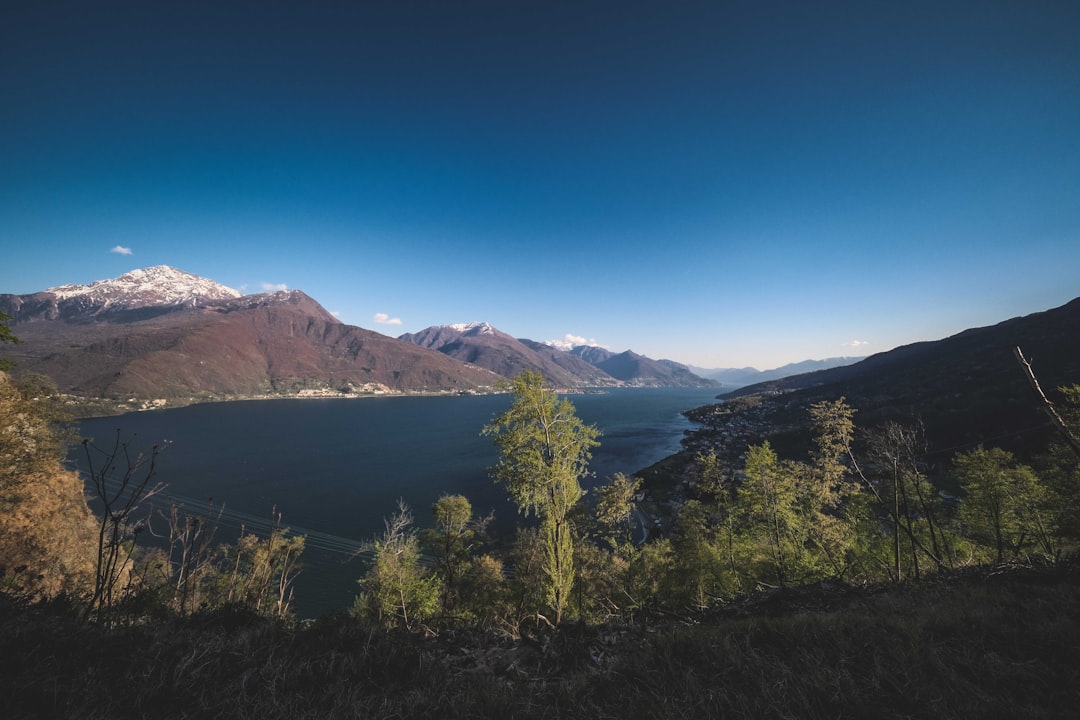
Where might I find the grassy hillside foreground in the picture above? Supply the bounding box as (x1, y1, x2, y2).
(3, 562, 1078, 720)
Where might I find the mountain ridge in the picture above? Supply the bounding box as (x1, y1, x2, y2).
(688, 357, 866, 389)
(702, 296, 1080, 458)
(0, 269, 502, 410)
(5, 266, 245, 325)
(0, 267, 714, 413)
(400, 323, 716, 388)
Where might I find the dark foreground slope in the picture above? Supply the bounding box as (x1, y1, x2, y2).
(3, 563, 1078, 720)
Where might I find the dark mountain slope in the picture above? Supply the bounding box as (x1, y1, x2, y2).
(400, 323, 717, 388)
(722, 297, 1080, 455)
(692, 357, 865, 389)
(569, 345, 616, 365)
(586, 349, 716, 388)
(399, 322, 586, 387)
(516, 339, 619, 386)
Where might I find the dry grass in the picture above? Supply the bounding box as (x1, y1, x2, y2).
(3, 564, 1079, 719)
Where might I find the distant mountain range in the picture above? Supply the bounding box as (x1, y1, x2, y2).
(398, 322, 715, 389)
(0, 266, 715, 411)
(688, 357, 866, 389)
(397, 322, 617, 388)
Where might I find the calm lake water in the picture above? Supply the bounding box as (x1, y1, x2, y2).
(75, 387, 718, 617)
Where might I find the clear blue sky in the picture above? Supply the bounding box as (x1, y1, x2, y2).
(2, 1, 1078, 370)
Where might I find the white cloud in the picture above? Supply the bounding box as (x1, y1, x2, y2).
(261, 282, 288, 292)
(842, 339, 870, 349)
(110, 245, 133, 255)
(546, 333, 608, 351)
(373, 312, 402, 326)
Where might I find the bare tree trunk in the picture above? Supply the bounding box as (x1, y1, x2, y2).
(1015, 346, 1080, 459)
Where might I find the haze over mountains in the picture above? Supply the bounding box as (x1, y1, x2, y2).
(0, 266, 720, 410)
(689, 357, 866, 390)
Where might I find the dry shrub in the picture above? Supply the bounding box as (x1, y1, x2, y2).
(0, 372, 99, 599)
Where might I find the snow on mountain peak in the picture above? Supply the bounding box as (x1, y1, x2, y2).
(447, 321, 495, 335)
(47, 265, 242, 310)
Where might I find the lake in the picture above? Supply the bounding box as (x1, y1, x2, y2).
(75, 387, 718, 617)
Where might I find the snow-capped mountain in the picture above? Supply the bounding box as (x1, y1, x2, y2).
(0, 266, 713, 409)
(0, 267, 499, 405)
(46, 265, 241, 316)
(400, 322, 501, 350)
(399, 321, 613, 386)
(570, 347, 716, 387)
(400, 323, 715, 388)
(447, 322, 496, 335)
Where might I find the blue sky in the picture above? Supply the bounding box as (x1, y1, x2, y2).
(2, 1, 1078, 370)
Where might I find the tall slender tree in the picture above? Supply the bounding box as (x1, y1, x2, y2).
(482, 371, 599, 624)
(804, 398, 860, 578)
(739, 442, 806, 586)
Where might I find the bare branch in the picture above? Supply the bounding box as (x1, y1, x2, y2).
(1014, 346, 1080, 459)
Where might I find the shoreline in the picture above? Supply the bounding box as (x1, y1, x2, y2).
(63, 387, 504, 420)
(63, 385, 636, 420)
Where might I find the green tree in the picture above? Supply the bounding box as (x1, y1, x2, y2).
(482, 371, 599, 624)
(422, 494, 485, 612)
(696, 450, 747, 591)
(739, 442, 809, 586)
(1059, 385, 1080, 430)
(1037, 385, 1080, 538)
(955, 447, 1057, 563)
(800, 399, 862, 579)
(860, 422, 950, 580)
(221, 509, 305, 620)
(505, 526, 548, 623)
(354, 501, 441, 628)
(458, 553, 510, 627)
(670, 499, 729, 610)
(565, 472, 643, 622)
(808, 398, 856, 496)
(570, 539, 627, 623)
(626, 537, 676, 610)
(593, 472, 641, 552)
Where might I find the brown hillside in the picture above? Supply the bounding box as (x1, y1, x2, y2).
(5, 292, 500, 401)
